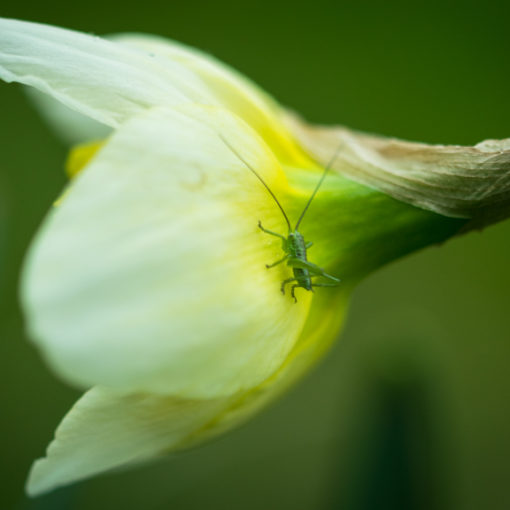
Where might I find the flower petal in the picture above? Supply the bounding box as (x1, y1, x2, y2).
(25, 86, 111, 144)
(110, 33, 310, 165)
(26, 387, 231, 496)
(27, 291, 350, 495)
(0, 18, 217, 128)
(110, 33, 280, 128)
(22, 104, 311, 398)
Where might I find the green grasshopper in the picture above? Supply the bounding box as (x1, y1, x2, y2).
(221, 136, 341, 302)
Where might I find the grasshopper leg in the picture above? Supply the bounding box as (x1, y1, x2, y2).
(316, 272, 341, 283)
(281, 277, 298, 295)
(258, 221, 286, 240)
(288, 258, 340, 282)
(311, 281, 341, 288)
(290, 284, 300, 303)
(266, 254, 289, 269)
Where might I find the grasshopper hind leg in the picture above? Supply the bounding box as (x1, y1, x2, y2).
(311, 281, 342, 289)
(280, 277, 298, 295)
(290, 284, 301, 303)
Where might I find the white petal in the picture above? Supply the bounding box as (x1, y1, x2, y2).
(26, 290, 349, 495)
(0, 18, 217, 128)
(105, 34, 306, 164)
(22, 104, 311, 398)
(181, 289, 350, 447)
(110, 33, 281, 128)
(26, 387, 231, 496)
(26, 293, 349, 495)
(25, 87, 111, 144)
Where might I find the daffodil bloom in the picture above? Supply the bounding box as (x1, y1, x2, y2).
(1, 18, 510, 497)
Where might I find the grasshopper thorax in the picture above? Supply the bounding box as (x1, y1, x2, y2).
(286, 230, 307, 260)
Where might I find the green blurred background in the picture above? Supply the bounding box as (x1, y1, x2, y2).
(1, 1, 509, 509)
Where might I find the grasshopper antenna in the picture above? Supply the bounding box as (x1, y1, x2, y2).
(294, 141, 344, 230)
(219, 134, 292, 231)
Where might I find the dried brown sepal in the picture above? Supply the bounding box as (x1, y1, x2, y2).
(284, 111, 510, 231)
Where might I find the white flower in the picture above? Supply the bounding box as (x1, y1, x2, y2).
(2, 17, 508, 497)
(0, 18, 348, 495)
